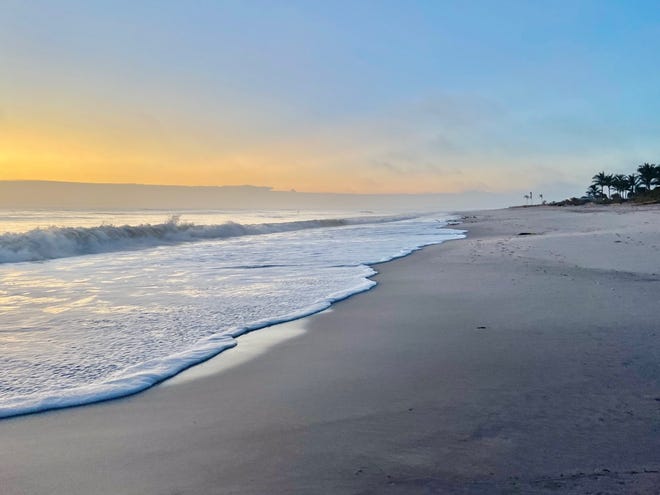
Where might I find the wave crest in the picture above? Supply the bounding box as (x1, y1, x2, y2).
(0, 214, 414, 264)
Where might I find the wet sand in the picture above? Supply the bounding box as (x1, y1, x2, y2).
(1, 205, 659, 494)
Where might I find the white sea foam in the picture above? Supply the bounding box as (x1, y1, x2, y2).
(0, 211, 464, 419)
(0, 214, 415, 263)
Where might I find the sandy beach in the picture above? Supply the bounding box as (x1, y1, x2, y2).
(1, 205, 659, 494)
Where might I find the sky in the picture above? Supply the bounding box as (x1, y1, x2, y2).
(2, 1, 660, 196)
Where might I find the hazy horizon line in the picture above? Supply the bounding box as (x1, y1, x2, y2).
(0, 179, 502, 197)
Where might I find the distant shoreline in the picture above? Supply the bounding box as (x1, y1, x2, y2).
(0, 179, 553, 211)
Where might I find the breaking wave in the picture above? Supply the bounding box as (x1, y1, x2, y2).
(0, 214, 416, 264)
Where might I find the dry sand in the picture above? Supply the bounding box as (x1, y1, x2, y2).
(1, 205, 659, 494)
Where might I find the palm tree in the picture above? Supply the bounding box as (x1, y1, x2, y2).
(602, 173, 614, 198)
(585, 184, 601, 199)
(637, 163, 657, 191)
(592, 171, 608, 197)
(612, 174, 628, 198)
(627, 173, 640, 197)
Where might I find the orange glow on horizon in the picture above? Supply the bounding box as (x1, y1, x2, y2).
(1, 124, 521, 194)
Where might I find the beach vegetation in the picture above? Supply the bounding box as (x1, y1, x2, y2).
(627, 174, 641, 197)
(612, 174, 628, 199)
(585, 184, 604, 200)
(549, 163, 660, 206)
(591, 171, 612, 198)
(582, 163, 660, 205)
(637, 163, 657, 191)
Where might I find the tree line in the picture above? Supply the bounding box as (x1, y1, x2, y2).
(587, 163, 660, 200)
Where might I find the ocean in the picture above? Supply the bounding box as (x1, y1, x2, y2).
(0, 208, 464, 418)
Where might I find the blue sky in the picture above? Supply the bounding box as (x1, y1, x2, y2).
(2, 1, 660, 196)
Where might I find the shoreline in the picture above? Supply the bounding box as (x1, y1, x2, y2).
(0, 214, 464, 420)
(1, 205, 659, 494)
